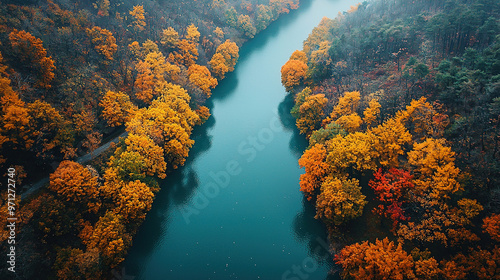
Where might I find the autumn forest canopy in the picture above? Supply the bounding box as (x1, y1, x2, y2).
(1, 0, 500, 279)
(0, 0, 299, 278)
(281, 0, 500, 279)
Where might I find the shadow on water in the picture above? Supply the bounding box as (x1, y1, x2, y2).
(124, 111, 213, 276)
(210, 70, 239, 101)
(184, 115, 215, 164)
(279, 93, 309, 157)
(292, 197, 342, 280)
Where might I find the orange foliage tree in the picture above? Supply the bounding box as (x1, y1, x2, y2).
(86, 26, 117, 61)
(49, 161, 101, 213)
(209, 39, 239, 79)
(335, 238, 418, 280)
(483, 214, 500, 242)
(54, 247, 102, 280)
(298, 144, 329, 200)
(81, 211, 131, 268)
(195, 106, 211, 124)
(0, 76, 33, 157)
(397, 199, 483, 247)
(168, 39, 199, 67)
(290, 50, 308, 64)
(281, 59, 308, 92)
(9, 29, 56, 88)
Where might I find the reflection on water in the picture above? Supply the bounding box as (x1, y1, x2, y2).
(278, 93, 309, 157)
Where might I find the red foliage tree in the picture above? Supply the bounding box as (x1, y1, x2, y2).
(369, 168, 414, 228)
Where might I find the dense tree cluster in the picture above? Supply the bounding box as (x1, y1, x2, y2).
(0, 0, 299, 279)
(283, 0, 500, 279)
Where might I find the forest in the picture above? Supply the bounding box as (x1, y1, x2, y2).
(281, 0, 500, 279)
(0, 0, 299, 279)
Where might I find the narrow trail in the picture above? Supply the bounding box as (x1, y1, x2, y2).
(21, 131, 127, 199)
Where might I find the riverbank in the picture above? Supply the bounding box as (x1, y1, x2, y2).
(123, 1, 358, 279)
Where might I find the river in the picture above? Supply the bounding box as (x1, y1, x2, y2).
(124, 0, 358, 279)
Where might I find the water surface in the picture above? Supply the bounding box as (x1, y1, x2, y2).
(124, 1, 358, 279)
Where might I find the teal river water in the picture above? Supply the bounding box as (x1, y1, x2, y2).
(124, 0, 357, 279)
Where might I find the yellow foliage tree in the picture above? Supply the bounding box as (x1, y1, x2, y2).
(370, 117, 412, 168)
(160, 27, 179, 49)
(328, 91, 361, 121)
(188, 64, 218, 97)
(326, 132, 378, 175)
(129, 5, 146, 32)
(117, 180, 154, 221)
(82, 211, 131, 267)
(396, 97, 436, 141)
(315, 176, 367, 225)
(407, 138, 461, 199)
(237, 14, 257, 38)
(135, 51, 180, 103)
(100, 90, 137, 127)
(296, 93, 328, 135)
(186, 24, 201, 42)
(126, 85, 198, 169)
(100, 166, 125, 205)
(334, 113, 363, 133)
(124, 133, 167, 179)
(363, 99, 381, 127)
